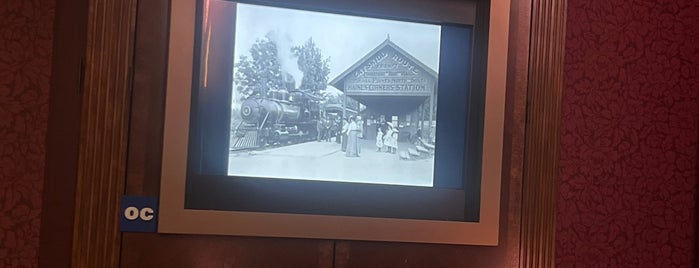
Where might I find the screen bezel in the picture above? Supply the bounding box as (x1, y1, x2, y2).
(159, 0, 508, 245)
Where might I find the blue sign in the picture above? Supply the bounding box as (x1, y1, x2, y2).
(120, 195, 158, 233)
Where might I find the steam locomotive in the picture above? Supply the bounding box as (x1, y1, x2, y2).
(233, 87, 324, 148)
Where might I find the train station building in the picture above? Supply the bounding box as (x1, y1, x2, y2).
(330, 37, 439, 141)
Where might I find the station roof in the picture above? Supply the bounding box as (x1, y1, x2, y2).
(329, 37, 439, 90)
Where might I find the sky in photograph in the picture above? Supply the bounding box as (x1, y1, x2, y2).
(232, 2, 442, 95)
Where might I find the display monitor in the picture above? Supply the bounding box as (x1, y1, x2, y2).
(227, 3, 442, 187)
(159, 0, 508, 245)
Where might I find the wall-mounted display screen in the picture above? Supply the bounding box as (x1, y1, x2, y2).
(158, 0, 508, 246)
(187, 0, 473, 220)
(228, 3, 442, 187)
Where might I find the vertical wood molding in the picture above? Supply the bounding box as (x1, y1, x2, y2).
(71, 0, 137, 267)
(503, 0, 531, 266)
(520, 0, 567, 267)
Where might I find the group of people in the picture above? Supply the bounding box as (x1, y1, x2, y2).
(376, 121, 399, 154)
(316, 117, 337, 142)
(335, 117, 404, 157)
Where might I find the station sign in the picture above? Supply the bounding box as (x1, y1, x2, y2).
(345, 48, 435, 97)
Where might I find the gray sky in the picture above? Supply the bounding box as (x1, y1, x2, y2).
(233, 3, 441, 94)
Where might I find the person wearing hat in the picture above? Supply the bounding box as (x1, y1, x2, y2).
(384, 122, 398, 154)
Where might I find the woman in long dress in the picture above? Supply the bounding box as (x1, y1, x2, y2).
(345, 117, 360, 157)
(376, 128, 384, 152)
(340, 119, 348, 152)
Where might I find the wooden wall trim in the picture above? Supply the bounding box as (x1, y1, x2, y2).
(71, 0, 137, 267)
(520, 0, 567, 267)
(503, 0, 531, 265)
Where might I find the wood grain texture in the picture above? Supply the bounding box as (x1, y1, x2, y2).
(124, 0, 169, 196)
(71, 0, 137, 267)
(519, 0, 567, 267)
(502, 0, 531, 265)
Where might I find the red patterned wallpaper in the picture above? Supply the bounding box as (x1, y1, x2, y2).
(1, 0, 696, 267)
(558, 0, 698, 267)
(0, 0, 55, 267)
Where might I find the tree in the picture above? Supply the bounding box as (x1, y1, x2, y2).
(234, 35, 283, 99)
(292, 38, 331, 94)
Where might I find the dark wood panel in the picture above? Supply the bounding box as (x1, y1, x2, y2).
(38, 0, 88, 267)
(334, 241, 511, 268)
(121, 234, 333, 268)
(502, 0, 532, 265)
(519, 0, 567, 267)
(70, 0, 137, 267)
(124, 0, 170, 196)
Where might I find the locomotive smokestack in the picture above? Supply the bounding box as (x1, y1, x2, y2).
(282, 72, 296, 91)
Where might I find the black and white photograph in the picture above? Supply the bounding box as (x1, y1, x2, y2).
(228, 3, 442, 187)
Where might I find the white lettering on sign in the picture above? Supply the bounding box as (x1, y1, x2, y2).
(140, 207, 154, 221)
(354, 52, 421, 78)
(124, 206, 139, 220)
(346, 84, 427, 92)
(391, 53, 420, 75)
(355, 52, 388, 78)
(124, 206, 155, 221)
